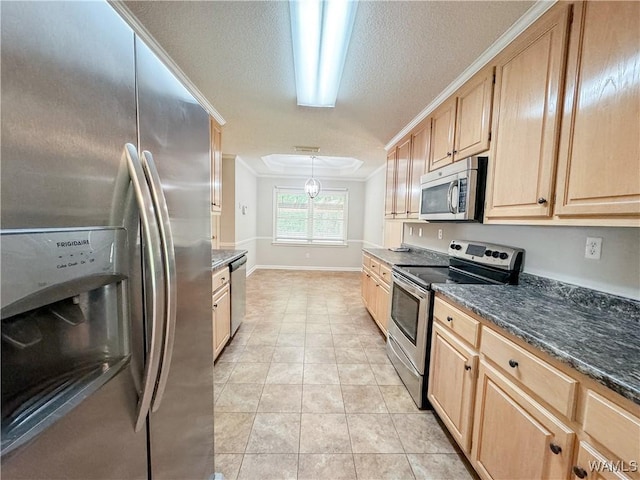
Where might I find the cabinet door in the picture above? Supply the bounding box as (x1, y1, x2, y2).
(454, 65, 494, 161)
(428, 324, 478, 453)
(485, 4, 571, 220)
(211, 119, 222, 212)
(408, 120, 431, 217)
(385, 149, 397, 218)
(571, 441, 633, 480)
(361, 270, 368, 305)
(554, 2, 640, 219)
(429, 98, 457, 171)
(394, 138, 411, 218)
(472, 361, 575, 480)
(213, 284, 230, 360)
(374, 282, 390, 335)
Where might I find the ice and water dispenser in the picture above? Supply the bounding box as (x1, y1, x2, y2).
(1, 228, 130, 455)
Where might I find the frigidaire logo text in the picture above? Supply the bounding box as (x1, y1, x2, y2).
(57, 240, 90, 247)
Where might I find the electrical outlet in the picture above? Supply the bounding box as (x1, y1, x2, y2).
(585, 237, 602, 260)
(418, 228, 423, 237)
(409, 227, 413, 236)
(438, 229, 443, 240)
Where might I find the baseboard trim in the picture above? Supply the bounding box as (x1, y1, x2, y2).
(254, 265, 361, 272)
(246, 265, 258, 277)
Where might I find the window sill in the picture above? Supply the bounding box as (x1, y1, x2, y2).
(272, 241, 348, 248)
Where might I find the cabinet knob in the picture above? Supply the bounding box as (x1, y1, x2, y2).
(213, 304, 218, 309)
(549, 443, 562, 455)
(446, 152, 452, 157)
(508, 359, 519, 368)
(464, 365, 471, 371)
(537, 197, 547, 204)
(453, 150, 458, 154)
(572, 466, 587, 479)
(446, 316, 453, 322)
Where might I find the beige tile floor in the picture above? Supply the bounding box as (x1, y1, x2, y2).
(214, 270, 475, 480)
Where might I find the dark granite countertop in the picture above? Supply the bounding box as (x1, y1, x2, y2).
(211, 249, 247, 270)
(432, 274, 640, 405)
(362, 246, 449, 267)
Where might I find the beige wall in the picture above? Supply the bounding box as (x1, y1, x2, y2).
(255, 176, 366, 270)
(403, 222, 640, 299)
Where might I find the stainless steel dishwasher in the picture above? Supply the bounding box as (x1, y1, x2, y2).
(229, 255, 246, 336)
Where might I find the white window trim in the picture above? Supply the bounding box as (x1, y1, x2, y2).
(272, 186, 349, 247)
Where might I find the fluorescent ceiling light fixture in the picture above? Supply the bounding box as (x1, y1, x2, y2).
(289, 0, 358, 107)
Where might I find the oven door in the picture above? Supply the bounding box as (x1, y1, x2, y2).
(389, 273, 431, 373)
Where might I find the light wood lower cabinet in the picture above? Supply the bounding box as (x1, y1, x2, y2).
(361, 253, 391, 336)
(472, 360, 576, 480)
(212, 282, 230, 361)
(571, 441, 634, 480)
(430, 295, 640, 480)
(428, 323, 478, 453)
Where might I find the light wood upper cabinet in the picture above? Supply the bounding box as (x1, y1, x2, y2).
(485, 3, 572, 220)
(210, 118, 222, 213)
(394, 138, 411, 217)
(554, 1, 640, 220)
(429, 98, 457, 171)
(384, 149, 396, 218)
(428, 66, 494, 173)
(454, 65, 494, 161)
(408, 119, 431, 216)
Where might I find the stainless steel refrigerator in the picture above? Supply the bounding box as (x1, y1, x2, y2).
(1, 2, 214, 478)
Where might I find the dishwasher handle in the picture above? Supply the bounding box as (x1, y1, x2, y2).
(229, 255, 247, 272)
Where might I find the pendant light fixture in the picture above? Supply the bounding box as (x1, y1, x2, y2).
(304, 155, 322, 199)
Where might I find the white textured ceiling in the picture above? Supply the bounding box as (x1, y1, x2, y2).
(124, 1, 534, 179)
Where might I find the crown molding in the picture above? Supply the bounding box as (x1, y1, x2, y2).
(385, 0, 556, 150)
(365, 163, 386, 182)
(109, 1, 226, 126)
(235, 156, 260, 177)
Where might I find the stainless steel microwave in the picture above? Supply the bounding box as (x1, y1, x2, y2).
(418, 157, 487, 222)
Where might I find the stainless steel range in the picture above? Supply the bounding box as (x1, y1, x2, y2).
(387, 240, 524, 408)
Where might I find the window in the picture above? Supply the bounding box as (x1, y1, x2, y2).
(273, 187, 348, 245)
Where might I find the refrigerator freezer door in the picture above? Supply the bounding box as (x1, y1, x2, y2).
(135, 38, 215, 479)
(0, 2, 147, 478)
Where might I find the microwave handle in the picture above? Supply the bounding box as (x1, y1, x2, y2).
(447, 180, 459, 214)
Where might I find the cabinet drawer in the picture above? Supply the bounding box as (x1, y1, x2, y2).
(368, 257, 381, 276)
(379, 263, 392, 287)
(481, 327, 577, 418)
(433, 297, 480, 348)
(573, 441, 634, 480)
(212, 266, 229, 293)
(583, 390, 640, 466)
(362, 253, 371, 269)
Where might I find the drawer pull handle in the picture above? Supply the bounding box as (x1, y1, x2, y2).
(549, 443, 562, 455)
(572, 466, 587, 479)
(221, 277, 226, 283)
(508, 359, 519, 368)
(446, 316, 453, 322)
(464, 365, 471, 371)
(537, 197, 547, 204)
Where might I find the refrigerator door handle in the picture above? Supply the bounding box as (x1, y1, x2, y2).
(123, 144, 166, 432)
(141, 150, 177, 412)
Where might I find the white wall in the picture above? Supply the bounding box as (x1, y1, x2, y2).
(234, 158, 258, 274)
(403, 222, 640, 300)
(362, 165, 386, 249)
(219, 155, 258, 275)
(255, 176, 366, 270)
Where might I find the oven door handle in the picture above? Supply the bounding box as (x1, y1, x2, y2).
(392, 272, 429, 299)
(447, 179, 459, 214)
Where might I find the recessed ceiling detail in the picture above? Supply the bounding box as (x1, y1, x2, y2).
(262, 154, 363, 176)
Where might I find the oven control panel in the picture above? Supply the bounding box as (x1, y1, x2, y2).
(449, 240, 524, 271)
